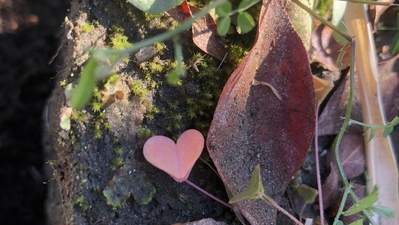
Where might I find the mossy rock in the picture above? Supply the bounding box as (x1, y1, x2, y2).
(44, 0, 245, 224)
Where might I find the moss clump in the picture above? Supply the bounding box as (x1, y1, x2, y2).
(137, 128, 155, 141)
(109, 26, 132, 50)
(154, 42, 166, 55)
(108, 25, 132, 63)
(82, 22, 95, 32)
(226, 44, 250, 66)
(92, 112, 109, 139)
(111, 147, 124, 170)
(129, 80, 149, 100)
(71, 195, 90, 212)
(71, 110, 85, 122)
(103, 189, 123, 209)
(104, 73, 120, 90)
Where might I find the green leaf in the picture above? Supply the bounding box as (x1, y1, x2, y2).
(229, 165, 264, 204)
(71, 58, 98, 110)
(60, 107, 73, 131)
(167, 37, 184, 85)
(332, 0, 348, 45)
(349, 219, 364, 225)
(372, 205, 396, 218)
(383, 116, 399, 137)
(217, 16, 231, 36)
(167, 69, 180, 85)
(367, 128, 376, 142)
(336, 220, 344, 225)
(127, 0, 184, 14)
(297, 184, 318, 204)
(237, 12, 255, 34)
(383, 126, 393, 138)
(390, 31, 399, 55)
(238, 0, 260, 12)
(216, 2, 232, 17)
(342, 186, 378, 216)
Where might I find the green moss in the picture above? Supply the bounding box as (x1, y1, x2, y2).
(60, 79, 68, 87)
(143, 12, 163, 21)
(116, 157, 124, 166)
(143, 104, 159, 121)
(139, 191, 155, 204)
(110, 33, 132, 50)
(93, 121, 103, 139)
(227, 44, 250, 66)
(154, 42, 165, 55)
(137, 128, 155, 141)
(104, 73, 120, 90)
(114, 147, 123, 156)
(103, 189, 123, 209)
(108, 26, 132, 63)
(91, 102, 102, 113)
(129, 80, 149, 100)
(69, 130, 77, 145)
(82, 22, 95, 32)
(71, 110, 85, 122)
(71, 195, 90, 212)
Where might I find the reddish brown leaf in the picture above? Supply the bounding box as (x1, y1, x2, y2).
(190, 6, 227, 61)
(206, 0, 315, 223)
(318, 54, 399, 135)
(311, 23, 351, 71)
(322, 163, 341, 209)
(165, 0, 191, 22)
(322, 133, 365, 216)
(165, 1, 227, 61)
(326, 133, 366, 179)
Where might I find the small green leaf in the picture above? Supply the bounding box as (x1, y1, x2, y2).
(60, 107, 73, 131)
(372, 205, 396, 218)
(216, 2, 232, 17)
(71, 58, 98, 110)
(384, 116, 399, 137)
(336, 220, 344, 225)
(167, 69, 180, 85)
(390, 31, 399, 55)
(237, 12, 255, 34)
(383, 126, 393, 138)
(127, 0, 183, 14)
(238, 0, 260, 12)
(297, 184, 318, 204)
(167, 37, 184, 85)
(342, 186, 378, 216)
(367, 128, 376, 142)
(349, 219, 364, 225)
(217, 16, 231, 36)
(332, 0, 348, 45)
(229, 165, 264, 204)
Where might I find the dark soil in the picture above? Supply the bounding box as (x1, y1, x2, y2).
(0, 0, 69, 224)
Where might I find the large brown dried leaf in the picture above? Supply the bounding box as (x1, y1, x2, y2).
(322, 133, 365, 210)
(318, 54, 399, 135)
(206, 0, 315, 223)
(326, 132, 366, 179)
(321, 163, 341, 209)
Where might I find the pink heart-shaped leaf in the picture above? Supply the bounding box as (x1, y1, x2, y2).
(143, 129, 204, 182)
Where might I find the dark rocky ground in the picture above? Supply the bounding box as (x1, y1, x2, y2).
(0, 0, 69, 224)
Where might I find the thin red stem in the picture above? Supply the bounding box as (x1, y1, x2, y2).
(315, 107, 325, 225)
(184, 179, 232, 209)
